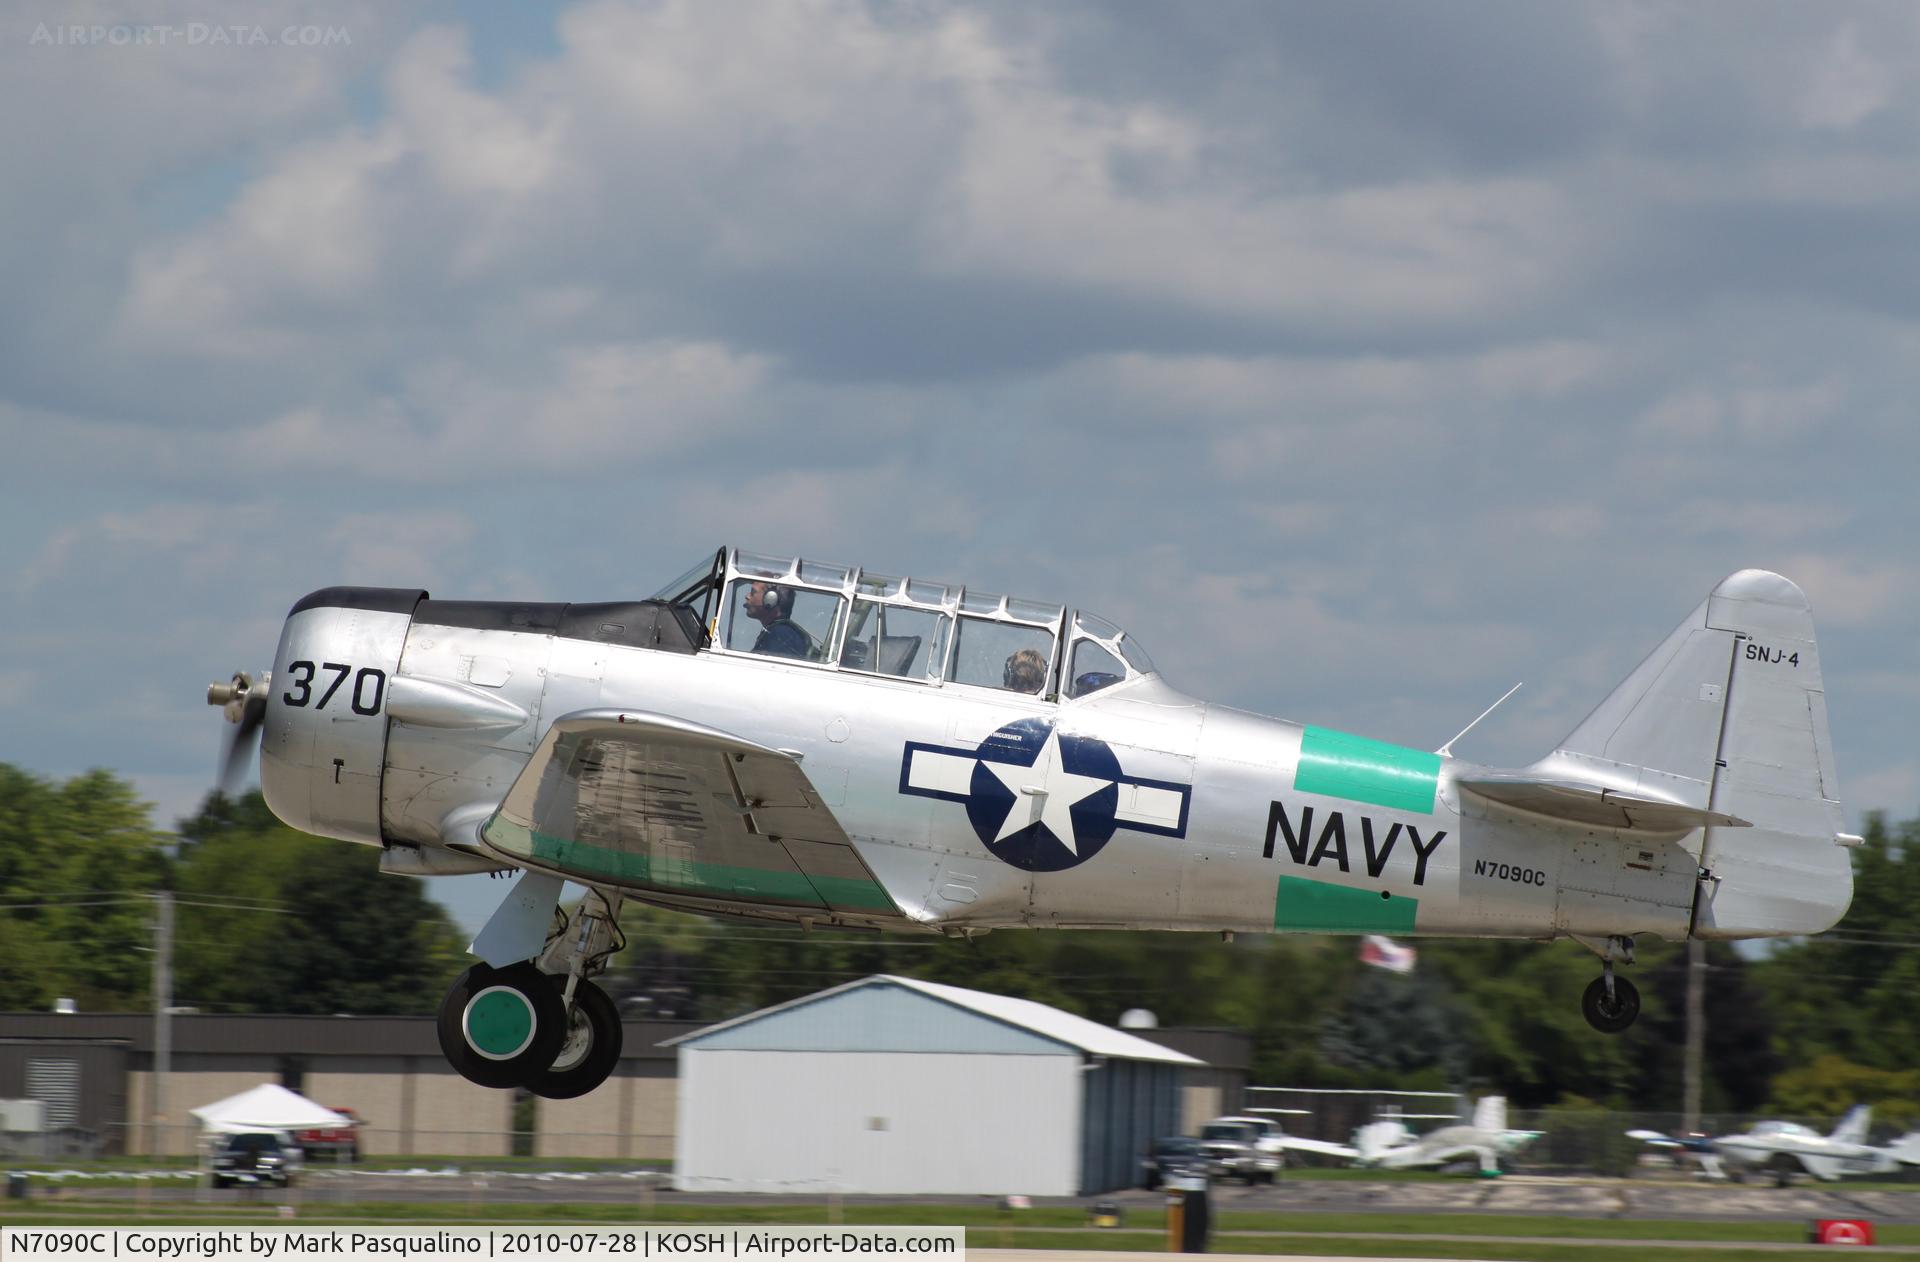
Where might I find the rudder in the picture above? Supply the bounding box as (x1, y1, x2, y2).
(1549, 570, 1852, 938)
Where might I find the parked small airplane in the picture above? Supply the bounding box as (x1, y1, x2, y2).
(1630, 1108, 1920, 1184)
(1279, 1097, 1540, 1176)
(207, 550, 1857, 1097)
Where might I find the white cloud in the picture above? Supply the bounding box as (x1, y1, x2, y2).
(1846, 763, 1920, 818)
(235, 339, 773, 478)
(1773, 553, 1912, 630)
(1798, 24, 1894, 132)
(325, 510, 476, 581)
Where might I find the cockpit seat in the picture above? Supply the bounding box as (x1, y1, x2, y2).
(1071, 670, 1124, 699)
(876, 635, 922, 676)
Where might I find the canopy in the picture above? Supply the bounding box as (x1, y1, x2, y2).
(189, 1083, 349, 1135)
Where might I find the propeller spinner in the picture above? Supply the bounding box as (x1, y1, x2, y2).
(207, 670, 270, 797)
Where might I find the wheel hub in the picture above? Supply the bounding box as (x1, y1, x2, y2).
(464, 986, 537, 1060)
(548, 1006, 595, 1072)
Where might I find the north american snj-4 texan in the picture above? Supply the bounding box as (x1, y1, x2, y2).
(207, 549, 1857, 1099)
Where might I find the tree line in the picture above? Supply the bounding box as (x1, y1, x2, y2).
(4, 764, 1917, 1119)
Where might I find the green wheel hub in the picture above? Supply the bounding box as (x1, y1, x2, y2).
(464, 985, 536, 1060)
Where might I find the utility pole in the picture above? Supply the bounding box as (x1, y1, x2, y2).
(1683, 937, 1705, 1133)
(152, 889, 174, 1158)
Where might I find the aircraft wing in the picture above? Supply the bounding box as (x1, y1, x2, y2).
(480, 709, 907, 926)
(1273, 1136, 1360, 1160)
(1457, 773, 1750, 832)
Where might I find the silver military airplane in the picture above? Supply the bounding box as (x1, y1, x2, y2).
(1629, 1108, 1920, 1185)
(207, 549, 1857, 1098)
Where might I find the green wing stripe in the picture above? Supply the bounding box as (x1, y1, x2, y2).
(484, 817, 897, 913)
(1295, 726, 1440, 815)
(1274, 876, 1418, 933)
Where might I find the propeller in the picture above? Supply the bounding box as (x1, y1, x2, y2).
(207, 670, 270, 798)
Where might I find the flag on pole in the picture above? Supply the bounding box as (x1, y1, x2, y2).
(1360, 934, 1416, 973)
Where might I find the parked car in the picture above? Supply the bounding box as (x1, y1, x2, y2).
(1140, 1135, 1211, 1188)
(208, 1130, 301, 1188)
(295, 1106, 361, 1162)
(1199, 1116, 1284, 1184)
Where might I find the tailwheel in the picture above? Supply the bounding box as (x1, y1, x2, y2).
(437, 961, 567, 1088)
(1581, 973, 1641, 1033)
(526, 977, 623, 1100)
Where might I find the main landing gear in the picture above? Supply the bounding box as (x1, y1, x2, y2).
(437, 889, 626, 1098)
(1577, 934, 1640, 1034)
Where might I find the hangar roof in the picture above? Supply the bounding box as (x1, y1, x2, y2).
(666, 973, 1203, 1065)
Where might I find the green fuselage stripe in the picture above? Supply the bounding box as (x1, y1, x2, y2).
(1294, 726, 1441, 815)
(482, 817, 897, 913)
(1274, 876, 1418, 933)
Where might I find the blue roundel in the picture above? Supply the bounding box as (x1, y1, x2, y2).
(964, 718, 1122, 872)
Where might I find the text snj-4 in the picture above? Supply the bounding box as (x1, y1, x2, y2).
(281, 661, 386, 714)
(1744, 640, 1799, 667)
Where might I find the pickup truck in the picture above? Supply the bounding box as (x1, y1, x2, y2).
(293, 1106, 360, 1162)
(1198, 1116, 1285, 1184)
(209, 1130, 302, 1188)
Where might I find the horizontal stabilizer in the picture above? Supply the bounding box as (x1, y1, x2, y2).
(1458, 772, 1751, 833)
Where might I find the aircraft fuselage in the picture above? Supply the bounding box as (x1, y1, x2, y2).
(261, 589, 1711, 942)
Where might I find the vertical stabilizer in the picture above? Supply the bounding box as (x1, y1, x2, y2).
(1541, 570, 1852, 939)
(1472, 1096, 1507, 1133)
(1832, 1105, 1871, 1146)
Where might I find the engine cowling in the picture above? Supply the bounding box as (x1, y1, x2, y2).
(260, 587, 426, 845)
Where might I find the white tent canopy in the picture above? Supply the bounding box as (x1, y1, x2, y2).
(189, 1084, 349, 1136)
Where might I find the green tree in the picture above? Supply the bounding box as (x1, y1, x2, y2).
(0, 765, 167, 1011)
(1318, 967, 1465, 1088)
(1770, 1055, 1920, 1129)
(1756, 812, 1920, 1074)
(172, 792, 468, 1014)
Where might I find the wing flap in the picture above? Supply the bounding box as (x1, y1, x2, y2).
(1458, 773, 1750, 832)
(481, 709, 904, 925)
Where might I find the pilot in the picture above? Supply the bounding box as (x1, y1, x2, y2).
(742, 582, 811, 659)
(1002, 647, 1047, 694)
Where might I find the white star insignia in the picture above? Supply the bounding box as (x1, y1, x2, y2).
(983, 728, 1112, 853)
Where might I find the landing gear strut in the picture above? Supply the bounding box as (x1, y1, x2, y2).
(1578, 934, 1640, 1034)
(527, 975, 623, 1100)
(437, 888, 625, 1095)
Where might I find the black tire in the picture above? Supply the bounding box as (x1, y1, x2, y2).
(526, 978, 624, 1100)
(211, 1176, 228, 1190)
(437, 961, 567, 1089)
(1581, 975, 1641, 1033)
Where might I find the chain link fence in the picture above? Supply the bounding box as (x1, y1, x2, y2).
(9, 1113, 1920, 1193)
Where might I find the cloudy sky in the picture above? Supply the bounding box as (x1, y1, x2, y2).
(5, 1, 1917, 931)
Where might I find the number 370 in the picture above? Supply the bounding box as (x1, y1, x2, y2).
(283, 661, 387, 715)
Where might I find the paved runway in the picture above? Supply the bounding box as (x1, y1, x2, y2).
(1199, 1172, 1920, 1222)
(33, 1168, 1920, 1221)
